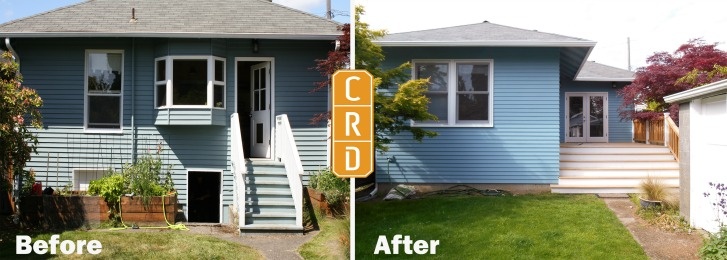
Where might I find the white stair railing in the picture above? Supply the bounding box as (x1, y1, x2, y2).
(275, 114, 304, 227)
(230, 113, 247, 228)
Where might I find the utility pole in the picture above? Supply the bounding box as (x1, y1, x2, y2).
(627, 37, 632, 71)
(326, 0, 332, 19)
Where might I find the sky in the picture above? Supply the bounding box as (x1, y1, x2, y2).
(358, 0, 727, 71)
(0, 0, 350, 24)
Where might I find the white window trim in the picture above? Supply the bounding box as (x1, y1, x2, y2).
(154, 55, 226, 109)
(84, 49, 124, 133)
(411, 59, 494, 127)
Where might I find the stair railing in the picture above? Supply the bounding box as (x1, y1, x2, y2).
(230, 113, 247, 228)
(665, 115, 680, 161)
(274, 114, 304, 227)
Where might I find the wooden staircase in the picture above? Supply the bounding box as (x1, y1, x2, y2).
(551, 143, 679, 194)
(240, 160, 302, 231)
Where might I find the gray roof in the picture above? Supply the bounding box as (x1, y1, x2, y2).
(377, 22, 594, 47)
(375, 22, 595, 80)
(0, 0, 341, 40)
(576, 61, 635, 82)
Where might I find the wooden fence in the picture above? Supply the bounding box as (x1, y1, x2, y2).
(632, 115, 679, 161)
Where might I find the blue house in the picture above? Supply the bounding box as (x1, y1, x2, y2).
(372, 22, 677, 193)
(0, 0, 339, 231)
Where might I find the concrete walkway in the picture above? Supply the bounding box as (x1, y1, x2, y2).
(187, 225, 319, 260)
(600, 196, 703, 260)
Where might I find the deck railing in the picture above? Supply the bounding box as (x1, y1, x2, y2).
(632, 113, 679, 161)
(665, 116, 680, 161)
(230, 113, 247, 228)
(274, 114, 303, 227)
(648, 119, 665, 145)
(633, 119, 647, 143)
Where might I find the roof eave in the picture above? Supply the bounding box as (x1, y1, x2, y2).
(664, 79, 727, 104)
(374, 40, 596, 47)
(0, 32, 340, 40)
(575, 77, 635, 82)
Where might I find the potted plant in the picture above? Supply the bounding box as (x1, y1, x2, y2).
(307, 168, 349, 217)
(639, 176, 668, 208)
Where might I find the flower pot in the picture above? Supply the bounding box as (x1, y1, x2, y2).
(639, 197, 662, 208)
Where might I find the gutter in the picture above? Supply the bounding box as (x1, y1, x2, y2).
(0, 32, 340, 41)
(664, 78, 727, 104)
(4, 38, 19, 64)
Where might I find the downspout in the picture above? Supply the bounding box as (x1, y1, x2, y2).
(131, 38, 136, 163)
(5, 37, 19, 64)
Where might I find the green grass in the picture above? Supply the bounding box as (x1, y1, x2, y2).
(355, 194, 647, 259)
(0, 230, 262, 259)
(299, 210, 350, 260)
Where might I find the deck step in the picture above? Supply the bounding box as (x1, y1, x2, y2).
(240, 224, 303, 231)
(554, 143, 680, 194)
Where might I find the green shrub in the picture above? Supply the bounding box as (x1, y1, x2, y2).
(88, 170, 126, 204)
(123, 154, 172, 206)
(309, 168, 349, 206)
(700, 227, 727, 259)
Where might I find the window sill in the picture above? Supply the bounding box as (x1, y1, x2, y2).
(154, 107, 226, 126)
(84, 128, 124, 134)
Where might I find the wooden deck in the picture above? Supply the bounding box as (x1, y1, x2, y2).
(552, 143, 679, 194)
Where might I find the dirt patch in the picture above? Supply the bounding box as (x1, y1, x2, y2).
(603, 198, 705, 260)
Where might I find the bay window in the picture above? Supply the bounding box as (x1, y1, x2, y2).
(413, 59, 493, 127)
(155, 56, 225, 108)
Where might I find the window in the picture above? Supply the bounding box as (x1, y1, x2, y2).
(413, 60, 493, 127)
(155, 56, 225, 108)
(85, 50, 123, 131)
(73, 169, 105, 191)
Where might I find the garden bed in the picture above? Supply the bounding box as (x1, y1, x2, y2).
(306, 187, 348, 217)
(18, 195, 177, 229)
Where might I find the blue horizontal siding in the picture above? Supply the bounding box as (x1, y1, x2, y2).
(559, 81, 633, 142)
(17, 37, 332, 223)
(377, 47, 561, 184)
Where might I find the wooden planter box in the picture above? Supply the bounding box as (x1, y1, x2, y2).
(18, 195, 177, 229)
(119, 195, 177, 226)
(306, 187, 349, 217)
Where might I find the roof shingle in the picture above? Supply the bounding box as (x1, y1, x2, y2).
(576, 61, 635, 81)
(0, 0, 341, 39)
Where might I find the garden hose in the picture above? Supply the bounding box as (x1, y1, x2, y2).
(109, 194, 189, 231)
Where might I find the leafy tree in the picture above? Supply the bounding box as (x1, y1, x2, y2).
(1, 51, 43, 211)
(618, 39, 727, 123)
(312, 6, 437, 152)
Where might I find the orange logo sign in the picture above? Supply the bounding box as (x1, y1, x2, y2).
(331, 70, 374, 178)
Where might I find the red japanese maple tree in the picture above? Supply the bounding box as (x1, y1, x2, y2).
(618, 39, 727, 123)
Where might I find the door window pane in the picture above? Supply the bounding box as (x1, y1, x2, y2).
(569, 96, 584, 137)
(589, 96, 604, 137)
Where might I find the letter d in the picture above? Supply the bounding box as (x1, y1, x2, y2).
(345, 146, 360, 171)
(16, 235, 32, 254)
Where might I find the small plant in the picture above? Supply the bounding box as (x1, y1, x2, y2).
(123, 153, 172, 207)
(700, 182, 727, 259)
(309, 168, 349, 206)
(640, 176, 668, 202)
(700, 227, 727, 259)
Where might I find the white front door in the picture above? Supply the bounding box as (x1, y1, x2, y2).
(250, 62, 271, 158)
(565, 92, 608, 143)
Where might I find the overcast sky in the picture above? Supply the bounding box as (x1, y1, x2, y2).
(358, 0, 727, 71)
(0, 0, 350, 24)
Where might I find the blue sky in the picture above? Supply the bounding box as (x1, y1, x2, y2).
(0, 0, 350, 24)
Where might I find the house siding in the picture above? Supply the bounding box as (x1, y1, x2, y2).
(377, 47, 561, 184)
(559, 81, 632, 143)
(18, 37, 330, 223)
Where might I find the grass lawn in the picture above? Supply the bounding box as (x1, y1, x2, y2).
(355, 194, 647, 259)
(0, 230, 262, 259)
(299, 210, 350, 260)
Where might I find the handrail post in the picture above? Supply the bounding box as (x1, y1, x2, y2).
(230, 113, 246, 228)
(275, 114, 304, 228)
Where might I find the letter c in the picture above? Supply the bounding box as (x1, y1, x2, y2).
(345, 76, 361, 101)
